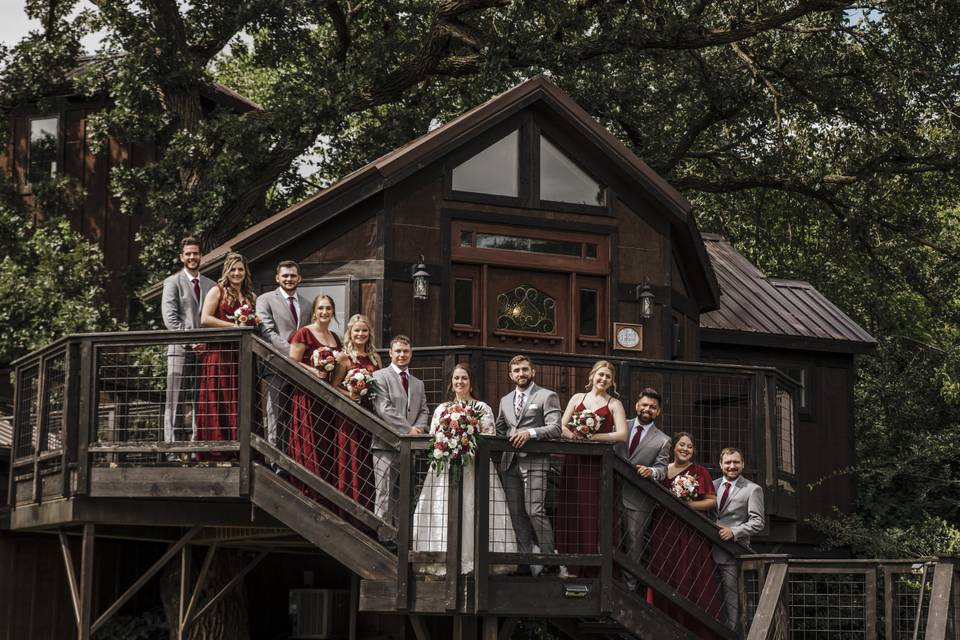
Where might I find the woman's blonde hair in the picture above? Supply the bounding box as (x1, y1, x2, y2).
(342, 313, 382, 367)
(217, 252, 255, 305)
(584, 360, 617, 395)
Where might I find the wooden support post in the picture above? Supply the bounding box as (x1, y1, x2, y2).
(91, 527, 201, 635)
(408, 615, 430, 640)
(481, 616, 498, 640)
(58, 529, 82, 628)
(474, 437, 490, 613)
(396, 441, 413, 610)
(445, 471, 462, 610)
(187, 550, 268, 631)
(453, 615, 476, 640)
(180, 544, 218, 637)
(349, 574, 359, 640)
(598, 450, 613, 613)
(178, 544, 192, 640)
(497, 617, 518, 640)
(75, 340, 95, 496)
(78, 524, 95, 640)
(237, 331, 253, 496)
(925, 560, 954, 640)
(33, 353, 50, 503)
(61, 340, 80, 498)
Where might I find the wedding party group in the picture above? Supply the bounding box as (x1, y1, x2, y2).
(160, 238, 765, 634)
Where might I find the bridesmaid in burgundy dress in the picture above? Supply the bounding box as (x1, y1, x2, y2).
(555, 361, 628, 576)
(331, 313, 382, 509)
(648, 432, 722, 638)
(288, 294, 344, 484)
(198, 252, 257, 453)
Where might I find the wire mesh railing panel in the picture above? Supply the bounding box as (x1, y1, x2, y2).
(891, 568, 933, 639)
(409, 447, 451, 573)
(41, 353, 66, 452)
(407, 357, 447, 409)
(612, 471, 728, 631)
(788, 572, 868, 638)
(775, 382, 796, 476)
(743, 565, 762, 626)
(14, 364, 39, 459)
(93, 340, 241, 465)
(258, 358, 390, 534)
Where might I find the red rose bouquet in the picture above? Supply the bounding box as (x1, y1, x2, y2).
(671, 473, 700, 502)
(430, 400, 480, 480)
(310, 349, 338, 378)
(227, 303, 260, 327)
(569, 408, 604, 439)
(342, 367, 379, 398)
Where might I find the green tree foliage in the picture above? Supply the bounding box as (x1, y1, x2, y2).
(1, 1, 959, 553)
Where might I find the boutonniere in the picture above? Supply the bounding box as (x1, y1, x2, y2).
(528, 403, 538, 410)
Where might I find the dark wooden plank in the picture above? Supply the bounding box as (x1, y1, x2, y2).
(396, 441, 413, 609)
(178, 544, 190, 636)
(610, 582, 697, 640)
(181, 544, 218, 636)
(78, 524, 95, 640)
(188, 550, 268, 630)
(408, 615, 431, 640)
(249, 465, 396, 581)
(237, 332, 254, 496)
(88, 467, 241, 498)
(75, 339, 95, 496)
(57, 529, 81, 626)
(445, 474, 461, 610)
(745, 561, 788, 640)
(598, 450, 613, 614)
(484, 576, 600, 617)
(61, 341, 80, 498)
(474, 438, 490, 613)
(87, 442, 241, 453)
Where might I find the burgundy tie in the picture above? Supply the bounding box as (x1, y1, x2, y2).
(719, 482, 731, 512)
(192, 277, 200, 301)
(400, 370, 409, 395)
(288, 296, 298, 326)
(628, 427, 642, 456)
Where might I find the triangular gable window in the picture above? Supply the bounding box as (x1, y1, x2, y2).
(539, 135, 605, 206)
(451, 130, 519, 197)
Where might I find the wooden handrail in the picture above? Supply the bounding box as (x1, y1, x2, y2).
(746, 559, 788, 640)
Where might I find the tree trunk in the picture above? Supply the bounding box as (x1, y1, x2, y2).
(161, 548, 251, 640)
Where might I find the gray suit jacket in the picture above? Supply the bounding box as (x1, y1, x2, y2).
(713, 475, 765, 562)
(161, 270, 215, 332)
(371, 366, 430, 450)
(256, 288, 310, 351)
(615, 419, 671, 510)
(494, 383, 561, 471)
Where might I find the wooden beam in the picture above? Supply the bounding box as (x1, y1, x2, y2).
(78, 524, 95, 640)
(180, 544, 219, 636)
(58, 529, 81, 627)
(746, 561, 788, 640)
(187, 550, 268, 629)
(178, 544, 192, 640)
(408, 615, 430, 640)
(453, 615, 476, 640)
(481, 615, 498, 640)
(926, 561, 954, 640)
(90, 527, 201, 634)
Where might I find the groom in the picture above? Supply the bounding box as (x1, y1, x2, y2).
(496, 355, 562, 575)
(161, 237, 215, 451)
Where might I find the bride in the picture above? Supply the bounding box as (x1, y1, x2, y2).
(411, 363, 518, 576)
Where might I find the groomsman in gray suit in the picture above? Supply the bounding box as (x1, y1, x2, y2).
(371, 335, 430, 539)
(713, 447, 765, 631)
(495, 355, 562, 574)
(256, 260, 309, 446)
(161, 237, 215, 447)
(615, 388, 672, 591)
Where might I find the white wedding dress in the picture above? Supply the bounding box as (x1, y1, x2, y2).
(411, 401, 518, 576)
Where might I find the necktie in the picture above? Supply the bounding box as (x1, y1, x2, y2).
(400, 369, 409, 395)
(628, 426, 643, 456)
(192, 278, 200, 301)
(514, 392, 524, 419)
(719, 481, 731, 512)
(288, 296, 298, 326)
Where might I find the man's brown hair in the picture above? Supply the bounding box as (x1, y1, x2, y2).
(390, 334, 412, 348)
(509, 354, 533, 369)
(180, 236, 200, 252)
(276, 260, 300, 273)
(719, 447, 744, 463)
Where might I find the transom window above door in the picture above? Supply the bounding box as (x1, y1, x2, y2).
(447, 118, 608, 213)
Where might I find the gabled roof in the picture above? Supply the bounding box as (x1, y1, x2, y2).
(189, 75, 720, 310)
(700, 234, 876, 353)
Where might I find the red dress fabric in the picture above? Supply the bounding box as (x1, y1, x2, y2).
(648, 463, 724, 638)
(555, 399, 613, 576)
(335, 354, 378, 510)
(288, 327, 341, 484)
(196, 288, 247, 449)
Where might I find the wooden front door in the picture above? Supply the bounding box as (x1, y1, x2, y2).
(449, 221, 609, 355)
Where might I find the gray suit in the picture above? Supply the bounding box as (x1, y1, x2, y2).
(494, 383, 562, 555)
(614, 419, 671, 590)
(371, 365, 429, 536)
(256, 288, 309, 446)
(161, 270, 215, 443)
(713, 475, 765, 630)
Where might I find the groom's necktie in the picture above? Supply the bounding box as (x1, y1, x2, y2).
(192, 277, 200, 301)
(719, 481, 732, 512)
(628, 426, 643, 456)
(400, 369, 409, 395)
(288, 296, 298, 325)
(514, 392, 524, 419)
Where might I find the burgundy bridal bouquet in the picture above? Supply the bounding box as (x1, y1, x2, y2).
(569, 408, 604, 438)
(227, 303, 260, 327)
(342, 367, 379, 398)
(430, 400, 479, 480)
(671, 473, 700, 502)
(310, 349, 338, 376)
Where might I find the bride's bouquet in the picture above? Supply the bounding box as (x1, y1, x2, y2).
(430, 400, 480, 480)
(569, 408, 604, 439)
(671, 473, 700, 502)
(342, 367, 379, 398)
(227, 303, 260, 327)
(310, 349, 338, 377)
